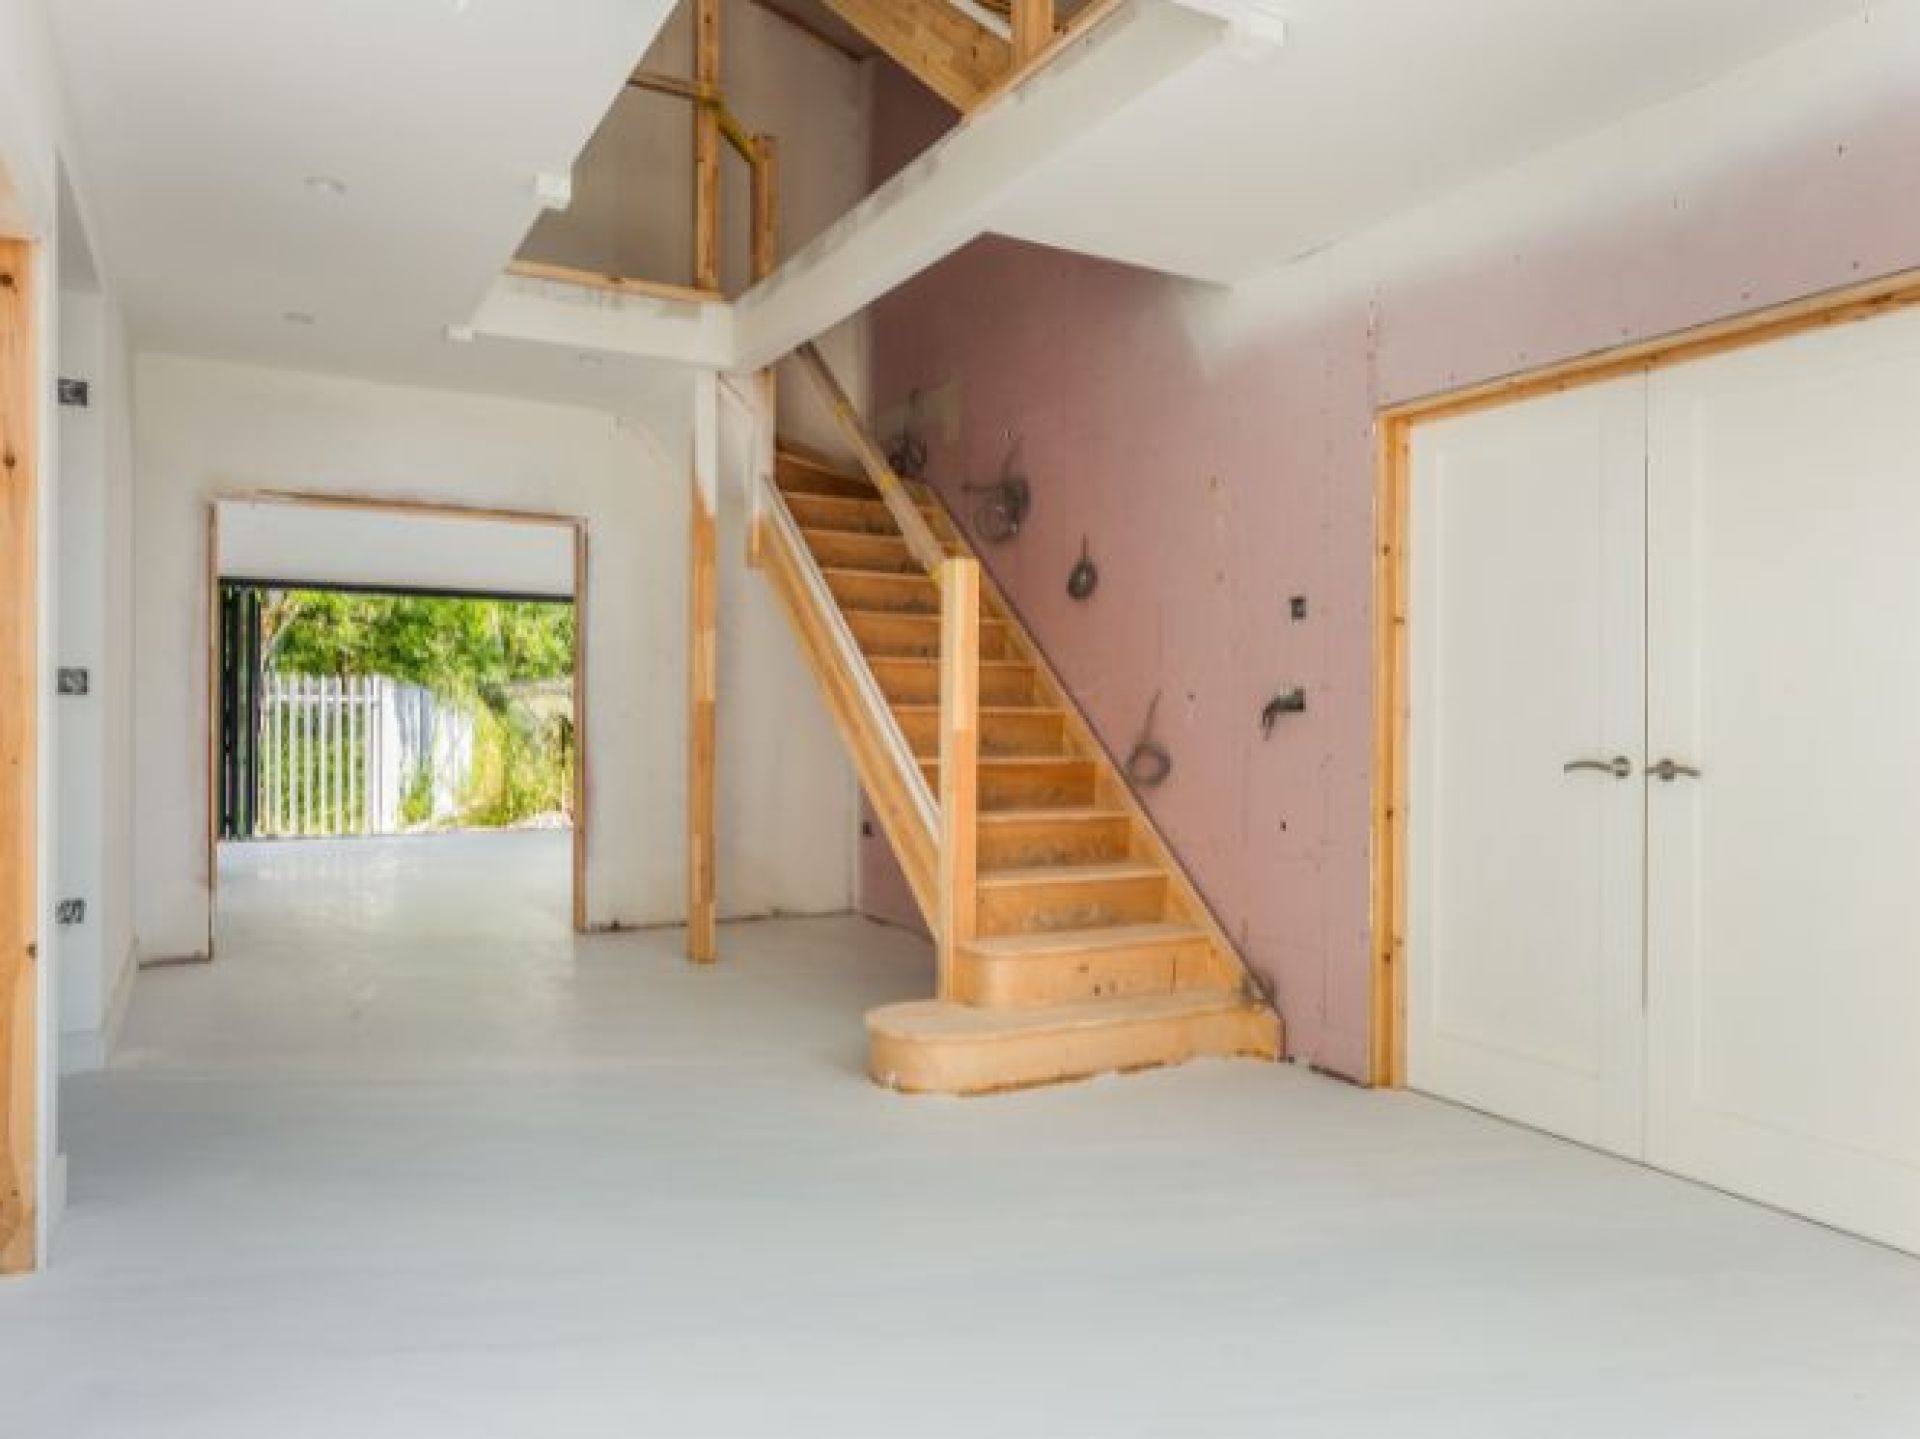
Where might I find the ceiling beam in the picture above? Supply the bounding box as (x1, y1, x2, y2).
(821, 0, 1013, 112)
(745, 0, 870, 61)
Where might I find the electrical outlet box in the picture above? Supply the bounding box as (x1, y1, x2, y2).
(55, 899, 85, 925)
(57, 667, 89, 695)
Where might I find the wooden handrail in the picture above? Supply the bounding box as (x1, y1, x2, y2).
(761, 468, 939, 847)
(935, 556, 981, 999)
(794, 342, 948, 575)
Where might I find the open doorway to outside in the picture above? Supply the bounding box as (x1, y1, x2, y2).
(208, 497, 588, 945)
(217, 585, 577, 844)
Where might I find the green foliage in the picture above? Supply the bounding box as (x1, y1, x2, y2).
(265, 591, 574, 701)
(266, 589, 576, 831)
(460, 704, 574, 829)
(398, 764, 435, 829)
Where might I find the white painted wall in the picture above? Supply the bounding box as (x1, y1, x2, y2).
(2, 0, 141, 1256)
(133, 355, 856, 961)
(53, 283, 137, 1076)
(217, 501, 578, 599)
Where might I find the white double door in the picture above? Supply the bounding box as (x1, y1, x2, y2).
(1409, 309, 1920, 1253)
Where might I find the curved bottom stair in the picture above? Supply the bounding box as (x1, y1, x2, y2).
(868, 991, 1280, 1096)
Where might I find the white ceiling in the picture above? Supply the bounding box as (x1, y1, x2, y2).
(46, 0, 679, 406)
(993, 0, 1876, 282)
(43, 0, 1883, 400)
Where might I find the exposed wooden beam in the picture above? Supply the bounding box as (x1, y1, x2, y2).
(693, 0, 723, 293)
(976, 0, 1122, 117)
(0, 239, 39, 1275)
(572, 525, 590, 935)
(822, 0, 1012, 112)
(935, 558, 980, 1001)
(745, 0, 870, 61)
(1011, 0, 1056, 64)
(687, 375, 719, 964)
(750, 134, 780, 284)
(505, 259, 723, 306)
(627, 68, 718, 104)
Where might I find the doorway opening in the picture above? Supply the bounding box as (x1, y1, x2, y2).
(217, 584, 577, 843)
(208, 495, 589, 942)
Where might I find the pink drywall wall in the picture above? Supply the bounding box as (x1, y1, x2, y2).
(861, 43, 1920, 1081)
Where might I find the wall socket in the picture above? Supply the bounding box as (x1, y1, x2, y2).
(58, 667, 90, 695)
(55, 899, 85, 925)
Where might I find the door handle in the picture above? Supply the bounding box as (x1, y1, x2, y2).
(1563, 756, 1633, 779)
(1647, 758, 1702, 783)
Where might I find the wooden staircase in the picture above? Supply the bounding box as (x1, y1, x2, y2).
(752, 348, 1279, 1095)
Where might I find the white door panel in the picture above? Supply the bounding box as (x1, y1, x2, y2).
(1409, 378, 1647, 1155)
(1647, 308, 1920, 1254)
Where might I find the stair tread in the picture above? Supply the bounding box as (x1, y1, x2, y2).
(867, 988, 1256, 1041)
(975, 807, 1128, 824)
(977, 860, 1162, 889)
(821, 566, 934, 584)
(964, 922, 1208, 958)
(873, 655, 1030, 668)
(920, 755, 1094, 770)
(893, 703, 1060, 716)
(844, 607, 1006, 626)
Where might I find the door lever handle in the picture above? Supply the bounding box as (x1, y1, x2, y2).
(1648, 758, 1702, 783)
(1563, 756, 1633, 779)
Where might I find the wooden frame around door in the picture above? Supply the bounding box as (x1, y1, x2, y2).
(0, 236, 40, 1274)
(1370, 265, 1920, 1088)
(204, 493, 593, 944)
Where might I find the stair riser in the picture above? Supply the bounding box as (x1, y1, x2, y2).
(955, 937, 1225, 1008)
(878, 663, 1034, 707)
(920, 762, 1098, 811)
(777, 457, 874, 500)
(869, 1006, 1281, 1096)
(896, 710, 1068, 759)
(787, 494, 946, 538)
(848, 612, 1017, 661)
(801, 531, 924, 576)
(977, 815, 1132, 869)
(977, 874, 1167, 936)
(826, 572, 939, 615)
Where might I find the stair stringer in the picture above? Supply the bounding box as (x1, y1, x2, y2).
(758, 482, 941, 921)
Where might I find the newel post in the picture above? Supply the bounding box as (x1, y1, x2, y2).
(936, 556, 980, 1000)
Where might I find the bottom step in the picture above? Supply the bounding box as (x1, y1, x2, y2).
(866, 991, 1280, 1096)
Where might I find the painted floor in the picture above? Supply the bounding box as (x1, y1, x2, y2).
(4, 831, 1919, 1438)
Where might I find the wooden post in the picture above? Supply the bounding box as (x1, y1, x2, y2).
(747, 134, 779, 572)
(687, 374, 720, 962)
(935, 557, 980, 1001)
(750, 134, 779, 286)
(0, 240, 39, 1274)
(571, 523, 590, 934)
(1012, 0, 1056, 65)
(693, 0, 723, 294)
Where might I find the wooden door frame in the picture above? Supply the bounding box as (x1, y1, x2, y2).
(204, 492, 593, 942)
(1, 235, 40, 1273)
(1370, 265, 1920, 1088)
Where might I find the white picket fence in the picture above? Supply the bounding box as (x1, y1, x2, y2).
(257, 674, 474, 838)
